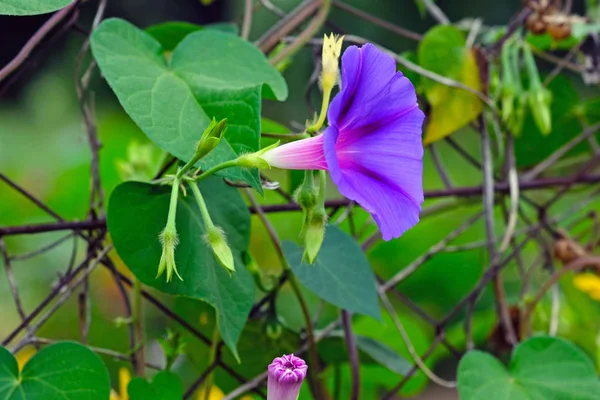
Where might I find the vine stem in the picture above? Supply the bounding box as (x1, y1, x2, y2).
(203, 325, 220, 400)
(243, 189, 328, 399)
(132, 278, 145, 376)
(341, 310, 359, 400)
(269, 0, 332, 66)
(521, 255, 600, 338)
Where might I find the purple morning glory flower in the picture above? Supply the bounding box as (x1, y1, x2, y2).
(267, 354, 308, 400)
(262, 43, 425, 240)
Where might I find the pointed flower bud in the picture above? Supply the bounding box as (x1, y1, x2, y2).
(157, 225, 183, 282)
(303, 210, 327, 264)
(205, 226, 235, 274)
(528, 88, 552, 135)
(294, 171, 318, 212)
(523, 44, 552, 135)
(236, 141, 280, 169)
(267, 354, 308, 400)
(196, 118, 227, 160)
(321, 33, 344, 93)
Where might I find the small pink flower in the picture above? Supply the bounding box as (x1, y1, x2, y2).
(267, 354, 308, 400)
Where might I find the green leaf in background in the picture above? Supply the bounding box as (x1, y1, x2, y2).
(458, 336, 600, 400)
(91, 18, 288, 192)
(0, 0, 70, 15)
(283, 226, 381, 321)
(418, 25, 483, 144)
(146, 21, 238, 51)
(0, 342, 110, 400)
(107, 178, 254, 359)
(515, 76, 600, 168)
(128, 371, 183, 400)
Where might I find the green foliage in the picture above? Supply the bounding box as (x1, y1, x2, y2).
(128, 371, 183, 400)
(107, 178, 254, 359)
(146, 21, 238, 51)
(283, 226, 381, 320)
(418, 25, 483, 144)
(458, 336, 600, 399)
(323, 331, 412, 375)
(91, 18, 288, 191)
(514, 76, 600, 168)
(0, 342, 110, 399)
(0, 0, 70, 15)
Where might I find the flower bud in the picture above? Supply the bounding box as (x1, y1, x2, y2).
(303, 210, 327, 264)
(267, 354, 308, 400)
(528, 88, 552, 135)
(195, 118, 227, 160)
(523, 44, 552, 135)
(294, 171, 318, 212)
(263, 312, 283, 341)
(157, 226, 183, 282)
(236, 141, 280, 169)
(320, 33, 344, 93)
(205, 226, 235, 274)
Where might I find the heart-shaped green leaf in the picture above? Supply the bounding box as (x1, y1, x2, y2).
(458, 336, 600, 400)
(0, 0, 71, 15)
(128, 371, 182, 400)
(283, 226, 381, 320)
(107, 178, 254, 359)
(91, 18, 288, 192)
(146, 22, 238, 51)
(0, 342, 110, 399)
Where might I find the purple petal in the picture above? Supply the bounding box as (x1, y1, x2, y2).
(267, 354, 308, 400)
(328, 44, 397, 129)
(337, 107, 425, 206)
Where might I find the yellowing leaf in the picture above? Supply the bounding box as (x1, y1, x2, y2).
(15, 345, 36, 370)
(418, 25, 483, 144)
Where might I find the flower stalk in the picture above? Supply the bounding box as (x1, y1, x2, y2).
(308, 33, 344, 134)
(157, 176, 183, 282)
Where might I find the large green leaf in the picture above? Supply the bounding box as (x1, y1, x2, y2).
(418, 25, 483, 144)
(107, 178, 254, 359)
(91, 18, 288, 191)
(458, 336, 600, 400)
(128, 371, 182, 400)
(146, 21, 238, 51)
(0, 342, 110, 399)
(0, 0, 70, 15)
(283, 226, 381, 320)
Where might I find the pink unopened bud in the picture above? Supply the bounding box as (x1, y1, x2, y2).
(267, 354, 307, 400)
